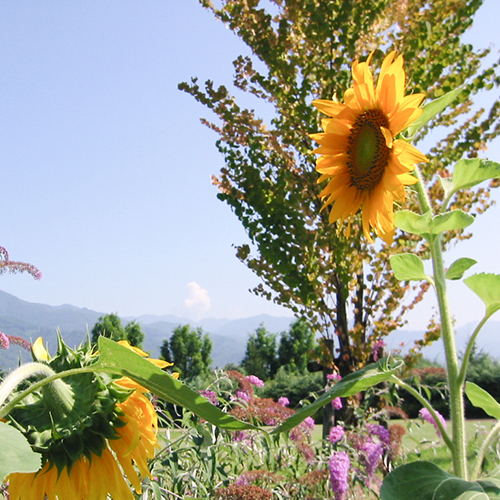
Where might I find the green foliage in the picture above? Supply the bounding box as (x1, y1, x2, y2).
(466, 382, 500, 420)
(258, 367, 323, 409)
(278, 318, 316, 373)
(399, 364, 449, 419)
(445, 258, 477, 280)
(160, 324, 213, 381)
(394, 209, 475, 240)
(389, 254, 428, 281)
(241, 324, 278, 381)
(274, 357, 404, 434)
(97, 338, 252, 431)
(90, 313, 146, 347)
(381, 461, 500, 500)
(464, 273, 500, 319)
(465, 347, 500, 419)
(0, 421, 41, 482)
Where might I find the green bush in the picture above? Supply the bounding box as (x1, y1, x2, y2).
(257, 366, 323, 409)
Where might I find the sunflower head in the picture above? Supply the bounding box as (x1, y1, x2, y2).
(10, 335, 132, 472)
(311, 51, 428, 244)
(6, 335, 161, 500)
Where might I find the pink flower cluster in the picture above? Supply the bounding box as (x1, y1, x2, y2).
(0, 332, 9, 350)
(246, 375, 265, 387)
(332, 397, 343, 410)
(277, 396, 290, 407)
(0, 332, 31, 351)
(328, 425, 345, 445)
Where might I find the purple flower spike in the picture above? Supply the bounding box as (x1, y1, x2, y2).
(366, 423, 390, 447)
(329, 451, 350, 500)
(360, 440, 383, 485)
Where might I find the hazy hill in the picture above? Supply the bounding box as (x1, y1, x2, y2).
(1, 289, 497, 372)
(0, 290, 294, 371)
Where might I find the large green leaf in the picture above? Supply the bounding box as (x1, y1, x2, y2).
(465, 382, 500, 420)
(404, 87, 463, 138)
(273, 357, 404, 434)
(445, 159, 500, 201)
(96, 338, 255, 431)
(446, 258, 477, 280)
(395, 210, 474, 239)
(0, 421, 42, 481)
(390, 253, 428, 281)
(464, 273, 500, 318)
(381, 461, 500, 500)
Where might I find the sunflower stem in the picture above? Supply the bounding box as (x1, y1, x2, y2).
(0, 365, 120, 419)
(429, 234, 467, 479)
(413, 164, 467, 479)
(0, 362, 57, 409)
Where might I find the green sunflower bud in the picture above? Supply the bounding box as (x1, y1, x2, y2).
(42, 378, 75, 419)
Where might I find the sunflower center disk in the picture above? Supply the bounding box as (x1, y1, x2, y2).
(347, 109, 390, 191)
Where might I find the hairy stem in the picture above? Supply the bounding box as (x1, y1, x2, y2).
(0, 366, 119, 419)
(413, 165, 467, 479)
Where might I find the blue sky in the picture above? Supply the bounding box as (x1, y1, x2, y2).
(0, 1, 499, 329)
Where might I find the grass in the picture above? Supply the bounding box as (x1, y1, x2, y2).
(393, 418, 498, 472)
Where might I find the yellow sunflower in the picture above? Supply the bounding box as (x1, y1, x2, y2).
(6, 337, 170, 500)
(311, 51, 428, 244)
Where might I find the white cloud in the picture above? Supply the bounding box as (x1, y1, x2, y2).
(184, 281, 211, 315)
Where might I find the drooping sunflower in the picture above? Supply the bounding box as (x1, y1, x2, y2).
(311, 51, 428, 244)
(6, 337, 173, 500)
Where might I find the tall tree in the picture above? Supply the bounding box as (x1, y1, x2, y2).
(180, 0, 500, 376)
(241, 324, 278, 380)
(278, 318, 316, 373)
(160, 325, 213, 380)
(124, 320, 145, 348)
(91, 314, 146, 348)
(91, 313, 126, 344)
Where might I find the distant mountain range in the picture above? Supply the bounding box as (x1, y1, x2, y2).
(0, 290, 294, 370)
(0, 289, 498, 371)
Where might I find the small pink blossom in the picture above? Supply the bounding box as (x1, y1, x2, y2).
(332, 397, 343, 410)
(303, 416, 315, 430)
(0, 332, 9, 350)
(277, 396, 290, 407)
(232, 431, 248, 442)
(372, 339, 386, 361)
(199, 389, 218, 406)
(235, 390, 250, 402)
(419, 407, 447, 437)
(246, 375, 265, 387)
(327, 373, 342, 382)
